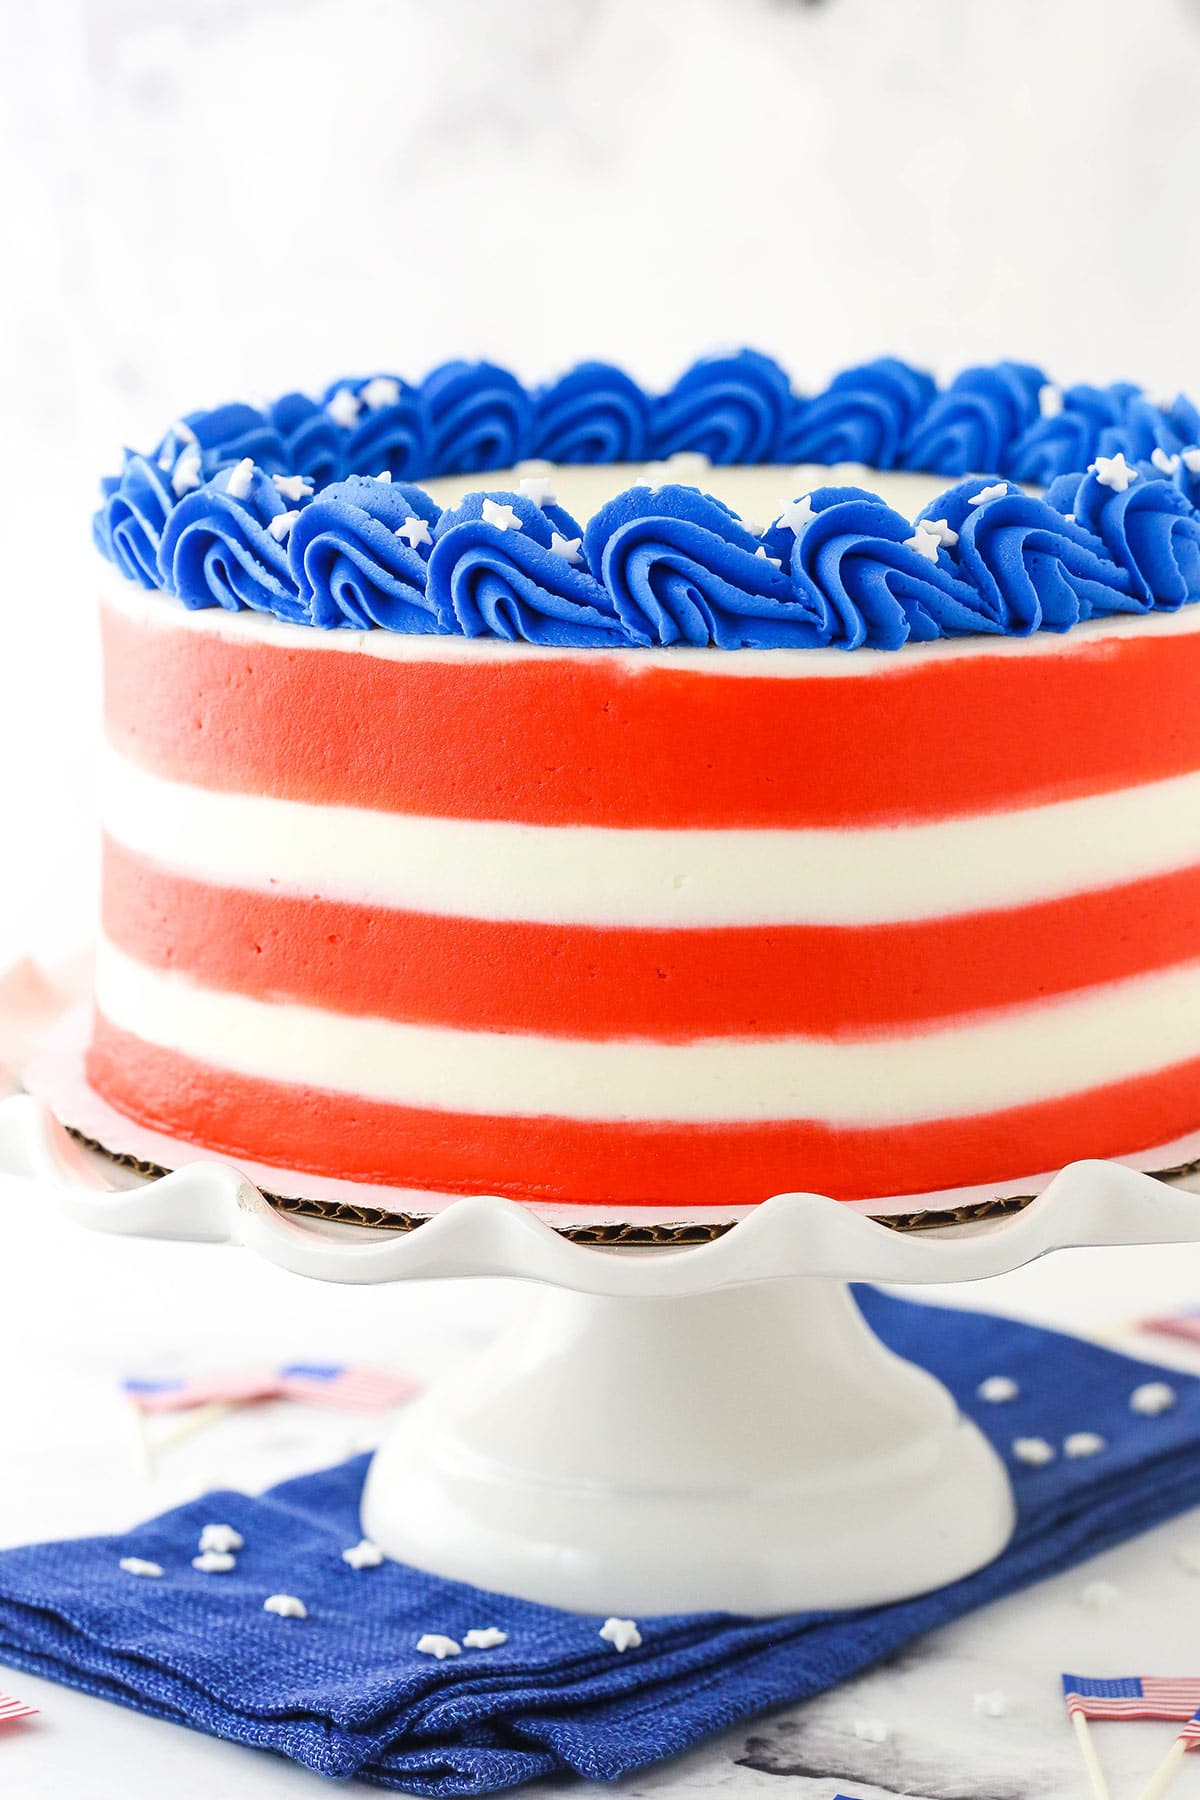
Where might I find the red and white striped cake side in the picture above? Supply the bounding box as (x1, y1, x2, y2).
(89, 581, 1200, 1207)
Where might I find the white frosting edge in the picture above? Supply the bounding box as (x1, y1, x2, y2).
(101, 576, 1200, 681)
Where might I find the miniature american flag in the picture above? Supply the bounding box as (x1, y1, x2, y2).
(277, 1364, 421, 1414)
(1140, 1306, 1200, 1347)
(1062, 1675, 1200, 1723)
(122, 1369, 283, 1414)
(0, 1692, 38, 1727)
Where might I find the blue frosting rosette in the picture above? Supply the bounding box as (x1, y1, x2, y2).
(782, 358, 936, 470)
(916, 477, 1133, 632)
(428, 490, 630, 647)
(584, 485, 828, 649)
(158, 461, 308, 621)
(287, 477, 442, 632)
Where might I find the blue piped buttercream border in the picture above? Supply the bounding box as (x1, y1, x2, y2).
(93, 352, 1200, 651)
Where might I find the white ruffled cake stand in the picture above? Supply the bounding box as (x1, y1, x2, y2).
(4, 1088, 1200, 1618)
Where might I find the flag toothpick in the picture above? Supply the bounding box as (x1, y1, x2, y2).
(1063, 1676, 1200, 1800)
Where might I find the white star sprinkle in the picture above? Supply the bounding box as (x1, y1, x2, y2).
(774, 495, 815, 535)
(396, 515, 432, 550)
(1064, 513, 1077, 524)
(903, 524, 941, 563)
(481, 498, 523, 532)
(854, 1719, 890, 1743)
(198, 1524, 244, 1554)
(1080, 1580, 1119, 1610)
(225, 457, 255, 501)
(518, 474, 558, 508)
(977, 1375, 1019, 1404)
(1089, 452, 1139, 492)
(171, 446, 202, 497)
(973, 1690, 1008, 1718)
(272, 473, 313, 503)
(919, 516, 959, 549)
(169, 419, 198, 445)
(1151, 446, 1181, 475)
(1130, 1381, 1177, 1416)
(342, 1540, 384, 1570)
(549, 530, 583, 564)
(361, 376, 401, 411)
(416, 1633, 461, 1660)
(1064, 1431, 1106, 1459)
(463, 1627, 508, 1650)
(1038, 383, 1064, 419)
(327, 388, 361, 428)
(119, 1557, 163, 1578)
(968, 482, 1008, 506)
(1012, 1436, 1055, 1467)
(374, 469, 393, 483)
(264, 1594, 307, 1619)
(1183, 447, 1200, 474)
(599, 1617, 642, 1653)
(267, 509, 300, 542)
(754, 546, 783, 569)
(192, 1550, 236, 1573)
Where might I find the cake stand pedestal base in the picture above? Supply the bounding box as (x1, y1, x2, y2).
(361, 1277, 1014, 1615)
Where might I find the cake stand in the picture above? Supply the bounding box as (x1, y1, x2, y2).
(4, 1089, 1200, 1618)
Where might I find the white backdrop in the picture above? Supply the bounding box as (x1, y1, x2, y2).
(4, 0, 1200, 960)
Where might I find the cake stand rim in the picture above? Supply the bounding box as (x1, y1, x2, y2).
(5, 1086, 1200, 1299)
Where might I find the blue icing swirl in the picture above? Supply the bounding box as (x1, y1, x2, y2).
(420, 361, 532, 475)
(155, 403, 288, 478)
(268, 392, 344, 487)
(287, 478, 442, 632)
(1006, 383, 1126, 484)
(427, 491, 630, 647)
(92, 452, 177, 589)
(919, 477, 1132, 632)
(902, 362, 1046, 475)
(531, 362, 650, 463)
(764, 486, 998, 649)
(1048, 464, 1200, 611)
(1095, 393, 1185, 465)
(780, 359, 937, 469)
(158, 462, 306, 621)
(583, 485, 828, 648)
(1167, 392, 1200, 445)
(322, 375, 426, 479)
(649, 351, 792, 465)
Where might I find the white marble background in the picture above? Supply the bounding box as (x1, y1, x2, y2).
(4, 0, 1200, 961)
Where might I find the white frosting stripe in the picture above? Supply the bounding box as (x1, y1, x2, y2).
(95, 939, 1200, 1126)
(101, 749, 1200, 928)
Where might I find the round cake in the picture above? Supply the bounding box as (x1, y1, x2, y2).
(85, 352, 1200, 1218)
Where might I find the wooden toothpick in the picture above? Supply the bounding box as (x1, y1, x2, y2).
(1072, 1711, 1113, 1800)
(1136, 1736, 1189, 1800)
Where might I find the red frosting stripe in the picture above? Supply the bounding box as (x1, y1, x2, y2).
(102, 603, 1200, 829)
(88, 1015, 1200, 1205)
(103, 838, 1200, 1040)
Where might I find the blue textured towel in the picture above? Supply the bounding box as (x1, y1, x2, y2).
(0, 1289, 1196, 1794)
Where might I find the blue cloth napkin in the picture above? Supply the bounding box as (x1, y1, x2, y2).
(0, 1289, 1197, 1795)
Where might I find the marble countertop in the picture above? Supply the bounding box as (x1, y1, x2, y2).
(2, 1174, 1199, 1799)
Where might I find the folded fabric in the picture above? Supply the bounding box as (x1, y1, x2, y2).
(0, 1289, 1196, 1796)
